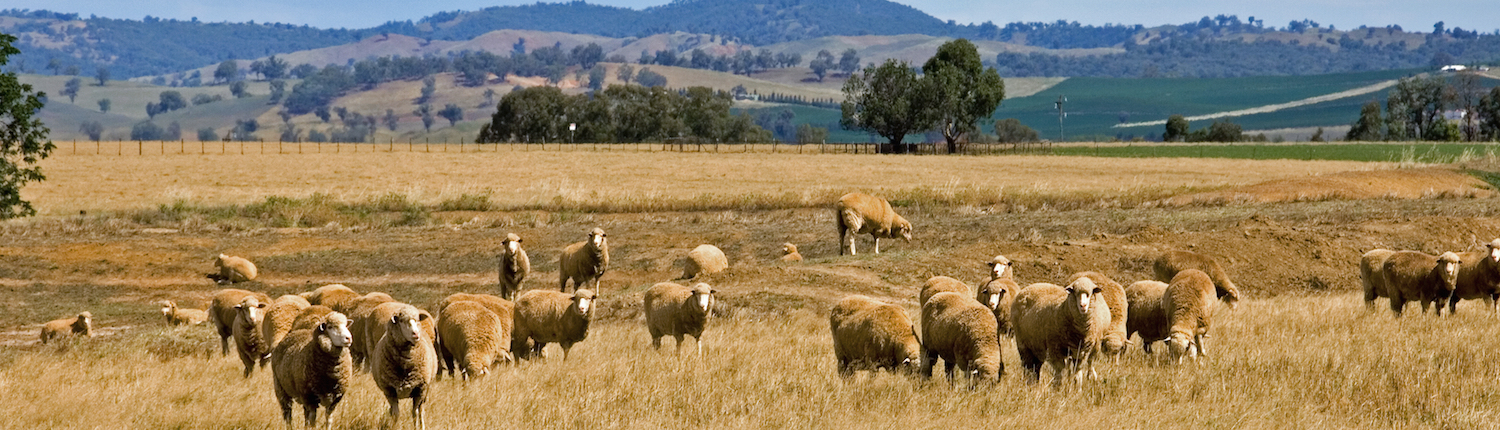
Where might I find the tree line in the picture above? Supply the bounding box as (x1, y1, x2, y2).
(1346, 74, 1500, 142)
(476, 85, 771, 144)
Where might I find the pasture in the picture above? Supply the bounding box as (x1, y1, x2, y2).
(4, 150, 1500, 428)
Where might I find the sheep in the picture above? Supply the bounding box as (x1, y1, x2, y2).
(1360, 249, 1397, 312)
(680, 245, 729, 279)
(39, 312, 92, 344)
(920, 291, 1002, 382)
(291, 305, 336, 331)
(1154, 250, 1242, 308)
(559, 228, 609, 292)
(1124, 280, 1171, 354)
(271, 312, 353, 430)
(1163, 269, 1218, 364)
(836, 192, 912, 255)
(232, 296, 272, 378)
(780, 243, 803, 262)
(300, 284, 359, 315)
(158, 300, 208, 326)
(1066, 271, 1129, 362)
(644, 282, 716, 355)
(346, 292, 396, 369)
(436, 301, 511, 381)
(986, 255, 1013, 281)
(497, 233, 531, 301)
(1010, 278, 1110, 385)
(919, 276, 970, 308)
(976, 276, 1018, 338)
(1382, 251, 1462, 316)
(433, 293, 518, 378)
(262, 295, 312, 350)
(363, 302, 437, 372)
(513, 289, 597, 360)
(209, 288, 271, 357)
(829, 295, 920, 375)
(1448, 239, 1500, 314)
(208, 253, 258, 284)
(370, 305, 438, 430)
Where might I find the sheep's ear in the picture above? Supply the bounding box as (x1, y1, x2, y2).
(316, 322, 328, 332)
(389, 315, 399, 324)
(257, 303, 268, 309)
(234, 303, 244, 309)
(1092, 287, 1104, 295)
(1064, 286, 1075, 294)
(345, 319, 355, 328)
(418, 312, 431, 321)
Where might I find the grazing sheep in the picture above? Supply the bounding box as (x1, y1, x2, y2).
(301, 284, 359, 315)
(836, 192, 912, 255)
(976, 276, 1018, 338)
(436, 301, 511, 381)
(262, 295, 312, 350)
(497, 233, 531, 301)
(681, 245, 729, 279)
(209, 289, 271, 357)
(644, 282, 716, 355)
(1066, 271, 1129, 362)
(291, 305, 336, 331)
(780, 243, 803, 262)
(1154, 250, 1241, 308)
(370, 305, 438, 430)
(919, 276, 971, 308)
(208, 253, 258, 284)
(1011, 279, 1110, 385)
(1448, 239, 1500, 314)
(1360, 249, 1397, 312)
(920, 292, 1002, 382)
(271, 312, 353, 430)
(39, 312, 92, 344)
(231, 296, 273, 377)
(1163, 269, 1218, 364)
(986, 255, 1014, 281)
(158, 300, 208, 326)
(1382, 251, 1462, 316)
(434, 293, 521, 377)
(513, 289, 597, 360)
(346, 292, 396, 369)
(1124, 281, 1171, 354)
(559, 228, 609, 292)
(829, 295, 920, 375)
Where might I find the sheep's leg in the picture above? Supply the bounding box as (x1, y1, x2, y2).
(302, 403, 318, 429)
(384, 395, 400, 429)
(324, 397, 341, 430)
(673, 334, 685, 355)
(562, 343, 573, 360)
(412, 389, 426, 430)
(942, 358, 956, 381)
(559, 276, 569, 292)
(873, 237, 881, 254)
(650, 334, 662, 351)
(694, 334, 703, 356)
(920, 348, 935, 379)
(1196, 334, 1209, 358)
(1390, 297, 1405, 317)
(277, 397, 294, 430)
(1488, 293, 1499, 314)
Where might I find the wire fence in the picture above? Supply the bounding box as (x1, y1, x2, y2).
(59, 139, 1058, 156)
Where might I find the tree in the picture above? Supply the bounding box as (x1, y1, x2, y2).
(993, 118, 1039, 143)
(97, 98, 111, 113)
(384, 109, 400, 131)
(837, 49, 861, 76)
(64, 65, 80, 76)
(166, 121, 182, 141)
(95, 66, 109, 86)
(46, 58, 60, 75)
(922, 39, 1006, 153)
(587, 65, 606, 92)
(314, 106, 331, 122)
(571, 43, 604, 69)
(438, 104, 463, 126)
(635, 68, 667, 88)
(131, 121, 165, 141)
(79, 121, 104, 141)
(215, 60, 239, 84)
(796, 124, 828, 144)
(230, 81, 250, 98)
(414, 104, 435, 131)
(1479, 87, 1500, 141)
(158, 91, 187, 112)
(418, 76, 436, 104)
(616, 64, 634, 84)
(1163, 115, 1189, 142)
(269, 79, 286, 103)
(0, 35, 55, 218)
(231, 119, 259, 141)
(251, 55, 288, 80)
(290, 63, 317, 79)
(840, 59, 926, 153)
(197, 128, 218, 142)
(61, 78, 81, 103)
(810, 50, 835, 82)
(1309, 127, 1325, 142)
(1346, 101, 1384, 141)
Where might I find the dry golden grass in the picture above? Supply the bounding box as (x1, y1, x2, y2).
(3, 293, 1498, 429)
(30, 144, 1377, 215)
(1160, 168, 1495, 205)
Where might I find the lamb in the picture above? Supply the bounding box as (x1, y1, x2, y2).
(262, 295, 312, 350)
(920, 292, 1002, 382)
(1162, 269, 1218, 364)
(208, 253, 258, 284)
(1447, 239, 1500, 314)
(497, 233, 531, 301)
(644, 282, 716, 355)
(919, 276, 971, 308)
(780, 243, 803, 262)
(1360, 249, 1397, 312)
(976, 276, 1018, 337)
(231, 296, 273, 377)
(346, 292, 396, 369)
(513, 289, 597, 360)
(158, 300, 208, 326)
(436, 301, 511, 381)
(209, 288, 271, 357)
(271, 311, 353, 430)
(829, 295, 920, 375)
(1153, 250, 1242, 308)
(1010, 278, 1110, 385)
(39, 312, 92, 344)
(835, 192, 912, 255)
(1381, 251, 1462, 316)
(300, 284, 359, 315)
(370, 305, 438, 430)
(363, 302, 437, 372)
(680, 245, 729, 279)
(559, 228, 609, 292)
(1124, 281, 1171, 354)
(1066, 271, 1129, 362)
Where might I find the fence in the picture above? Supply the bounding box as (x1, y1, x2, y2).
(60, 139, 1057, 156)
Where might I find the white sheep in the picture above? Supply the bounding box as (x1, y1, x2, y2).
(370, 304, 438, 430)
(300, 284, 359, 315)
(262, 295, 311, 350)
(209, 253, 258, 284)
(919, 275, 971, 308)
(920, 291, 1002, 383)
(830, 295, 920, 375)
(1382, 251, 1462, 316)
(559, 228, 609, 292)
(644, 282, 716, 354)
(1011, 279, 1111, 386)
(1360, 249, 1397, 312)
(209, 288, 271, 357)
(1154, 250, 1241, 308)
(158, 300, 207, 326)
(1448, 239, 1500, 314)
(781, 243, 803, 262)
(1163, 269, 1217, 364)
(836, 192, 912, 255)
(271, 312, 354, 429)
(437, 301, 511, 381)
(497, 233, 531, 301)
(39, 312, 92, 344)
(513, 289, 597, 360)
(231, 296, 272, 378)
(680, 245, 728, 279)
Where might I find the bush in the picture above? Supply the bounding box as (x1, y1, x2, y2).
(196, 128, 218, 142)
(130, 121, 165, 141)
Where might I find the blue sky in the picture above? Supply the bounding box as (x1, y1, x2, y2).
(7, 0, 1497, 33)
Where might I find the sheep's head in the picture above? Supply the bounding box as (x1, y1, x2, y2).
(893, 217, 913, 242)
(1219, 285, 1241, 310)
(1065, 278, 1103, 315)
(319, 312, 353, 349)
(690, 283, 716, 314)
(572, 289, 598, 318)
(976, 280, 1008, 312)
(1487, 239, 1500, 264)
(987, 255, 1012, 279)
(158, 301, 176, 316)
(503, 233, 523, 255)
(1438, 252, 1462, 286)
(1165, 332, 1198, 364)
(588, 228, 607, 250)
(388, 306, 428, 344)
(77, 311, 92, 326)
(234, 297, 267, 324)
(782, 243, 798, 255)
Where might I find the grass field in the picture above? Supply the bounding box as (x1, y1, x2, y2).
(1053, 142, 1500, 163)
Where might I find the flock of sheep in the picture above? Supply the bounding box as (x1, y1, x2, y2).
(30, 191, 1500, 427)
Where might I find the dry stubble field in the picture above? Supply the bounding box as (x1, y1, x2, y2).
(4, 149, 1500, 429)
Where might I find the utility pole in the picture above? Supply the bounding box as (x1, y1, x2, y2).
(1054, 95, 1067, 142)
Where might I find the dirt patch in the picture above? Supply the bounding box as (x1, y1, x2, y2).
(1157, 168, 1493, 206)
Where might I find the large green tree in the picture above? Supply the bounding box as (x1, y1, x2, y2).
(1163, 115, 1189, 142)
(841, 59, 926, 153)
(922, 39, 1005, 154)
(1345, 101, 1385, 141)
(0, 34, 55, 218)
(1479, 87, 1500, 141)
(215, 60, 239, 84)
